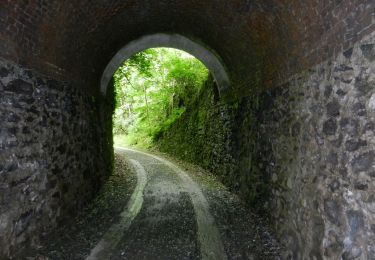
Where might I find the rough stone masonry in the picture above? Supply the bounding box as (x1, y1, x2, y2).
(158, 32, 375, 259)
(0, 58, 110, 257)
(257, 30, 375, 260)
(1, 0, 375, 259)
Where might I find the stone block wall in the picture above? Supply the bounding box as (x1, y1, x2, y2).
(3, 1, 374, 98)
(2, 1, 375, 258)
(257, 31, 375, 259)
(0, 58, 110, 258)
(158, 79, 237, 186)
(159, 32, 375, 259)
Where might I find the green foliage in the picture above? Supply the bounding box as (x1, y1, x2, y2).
(113, 48, 209, 148)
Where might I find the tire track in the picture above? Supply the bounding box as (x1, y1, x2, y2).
(118, 147, 227, 260)
(86, 159, 147, 260)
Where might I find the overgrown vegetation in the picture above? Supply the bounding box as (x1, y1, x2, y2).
(113, 48, 209, 148)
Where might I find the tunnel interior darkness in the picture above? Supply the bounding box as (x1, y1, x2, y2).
(1, 1, 375, 259)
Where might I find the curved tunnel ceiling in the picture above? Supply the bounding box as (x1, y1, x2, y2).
(0, 0, 284, 96)
(1, 1, 369, 96)
(100, 33, 231, 96)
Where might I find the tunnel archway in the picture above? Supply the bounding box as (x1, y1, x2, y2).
(100, 33, 231, 96)
(2, 1, 375, 259)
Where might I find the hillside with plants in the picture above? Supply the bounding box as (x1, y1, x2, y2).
(113, 48, 209, 147)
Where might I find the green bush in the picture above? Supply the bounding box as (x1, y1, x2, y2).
(112, 48, 208, 148)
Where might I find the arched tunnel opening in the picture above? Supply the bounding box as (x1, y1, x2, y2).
(111, 46, 214, 148)
(1, 1, 375, 259)
(103, 34, 231, 150)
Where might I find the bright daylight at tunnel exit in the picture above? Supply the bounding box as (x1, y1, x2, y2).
(1, 1, 375, 260)
(112, 48, 210, 148)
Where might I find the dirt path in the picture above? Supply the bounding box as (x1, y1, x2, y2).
(107, 148, 226, 260)
(23, 148, 281, 259)
(86, 159, 147, 260)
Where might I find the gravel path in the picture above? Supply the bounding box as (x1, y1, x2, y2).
(22, 148, 282, 259)
(111, 148, 226, 260)
(86, 159, 148, 259)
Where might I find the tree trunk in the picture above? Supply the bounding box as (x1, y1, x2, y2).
(143, 84, 149, 118)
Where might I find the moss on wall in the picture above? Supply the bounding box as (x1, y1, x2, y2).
(100, 78, 116, 179)
(157, 76, 270, 210)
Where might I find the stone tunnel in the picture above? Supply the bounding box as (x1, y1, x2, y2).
(1, 1, 375, 259)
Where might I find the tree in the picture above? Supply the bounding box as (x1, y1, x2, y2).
(113, 48, 209, 147)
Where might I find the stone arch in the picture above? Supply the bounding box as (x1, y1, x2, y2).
(100, 33, 231, 96)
